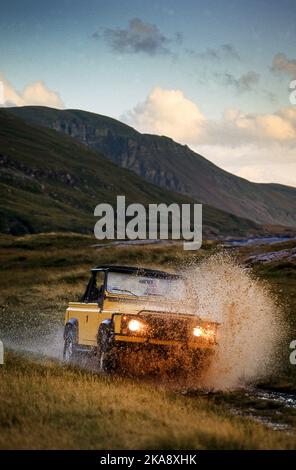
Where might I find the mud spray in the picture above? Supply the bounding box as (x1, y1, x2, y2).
(184, 252, 284, 390)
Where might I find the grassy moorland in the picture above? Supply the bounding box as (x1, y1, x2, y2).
(0, 233, 296, 449)
(1, 351, 295, 450)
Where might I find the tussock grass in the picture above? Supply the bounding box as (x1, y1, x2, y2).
(0, 352, 295, 450)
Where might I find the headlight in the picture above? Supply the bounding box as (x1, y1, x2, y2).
(128, 319, 143, 332)
(193, 326, 203, 337)
(193, 324, 216, 341)
(121, 316, 146, 335)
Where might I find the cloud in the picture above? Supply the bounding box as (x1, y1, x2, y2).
(216, 71, 260, 93)
(220, 44, 240, 60)
(124, 87, 205, 143)
(271, 53, 296, 79)
(124, 86, 296, 186)
(188, 43, 240, 61)
(199, 143, 296, 187)
(94, 18, 180, 56)
(0, 72, 64, 108)
(126, 86, 296, 146)
(215, 106, 296, 144)
(232, 161, 296, 187)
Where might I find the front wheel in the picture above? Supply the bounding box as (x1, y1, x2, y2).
(97, 325, 117, 373)
(63, 329, 78, 363)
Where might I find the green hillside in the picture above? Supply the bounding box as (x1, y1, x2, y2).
(0, 109, 258, 236)
(8, 106, 296, 227)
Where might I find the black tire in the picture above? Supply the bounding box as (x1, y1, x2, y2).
(63, 328, 78, 363)
(97, 325, 117, 373)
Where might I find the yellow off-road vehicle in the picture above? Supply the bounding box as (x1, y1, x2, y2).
(63, 265, 218, 372)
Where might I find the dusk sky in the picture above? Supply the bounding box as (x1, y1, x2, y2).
(1, 0, 296, 186)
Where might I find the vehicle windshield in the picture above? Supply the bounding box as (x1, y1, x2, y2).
(106, 272, 186, 300)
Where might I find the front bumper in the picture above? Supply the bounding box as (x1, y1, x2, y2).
(114, 334, 216, 350)
(112, 311, 218, 350)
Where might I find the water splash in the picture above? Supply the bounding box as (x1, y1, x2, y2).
(184, 252, 284, 390)
(3, 327, 63, 360)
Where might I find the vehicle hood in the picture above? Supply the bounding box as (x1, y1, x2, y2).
(104, 294, 196, 316)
